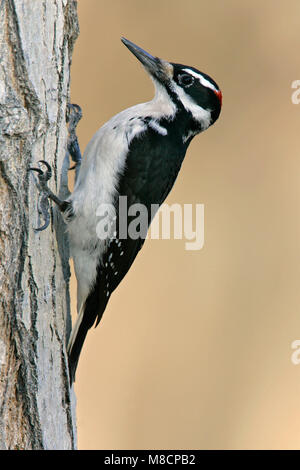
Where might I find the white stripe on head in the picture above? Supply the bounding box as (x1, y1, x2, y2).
(182, 68, 218, 93)
(170, 81, 212, 130)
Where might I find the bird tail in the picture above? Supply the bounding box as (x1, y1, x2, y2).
(67, 305, 88, 385)
(67, 291, 109, 384)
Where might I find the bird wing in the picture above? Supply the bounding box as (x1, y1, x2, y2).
(95, 125, 187, 324)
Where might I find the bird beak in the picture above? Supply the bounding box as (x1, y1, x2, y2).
(121, 37, 173, 83)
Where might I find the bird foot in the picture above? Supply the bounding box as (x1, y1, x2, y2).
(28, 104, 81, 231)
(29, 160, 70, 231)
(67, 103, 82, 175)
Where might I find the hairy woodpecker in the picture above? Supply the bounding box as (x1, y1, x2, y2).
(30, 38, 222, 383)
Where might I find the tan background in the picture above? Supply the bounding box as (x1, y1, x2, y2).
(70, 0, 300, 449)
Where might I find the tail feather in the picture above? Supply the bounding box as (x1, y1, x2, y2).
(67, 306, 89, 384)
(67, 287, 109, 384)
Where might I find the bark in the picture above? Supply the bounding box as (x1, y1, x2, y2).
(0, 0, 79, 449)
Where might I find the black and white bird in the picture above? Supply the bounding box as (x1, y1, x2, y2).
(31, 38, 222, 383)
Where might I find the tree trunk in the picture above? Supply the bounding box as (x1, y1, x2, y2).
(0, 0, 79, 450)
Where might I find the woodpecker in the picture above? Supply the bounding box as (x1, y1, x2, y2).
(30, 38, 222, 383)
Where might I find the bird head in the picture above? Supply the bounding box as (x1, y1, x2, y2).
(121, 37, 222, 130)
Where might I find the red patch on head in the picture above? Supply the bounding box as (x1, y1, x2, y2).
(214, 89, 222, 106)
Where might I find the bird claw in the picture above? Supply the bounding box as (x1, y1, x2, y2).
(67, 103, 82, 125)
(28, 103, 81, 232)
(29, 160, 52, 186)
(67, 103, 82, 174)
(28, 160, 53, 231)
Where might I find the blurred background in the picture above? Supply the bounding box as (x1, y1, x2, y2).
(70, 0, 300, 449)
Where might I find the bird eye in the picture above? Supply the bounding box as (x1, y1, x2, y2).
(178, 74, 194, 87)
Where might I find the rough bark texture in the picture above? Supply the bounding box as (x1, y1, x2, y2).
(0, 0, 79, 450)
